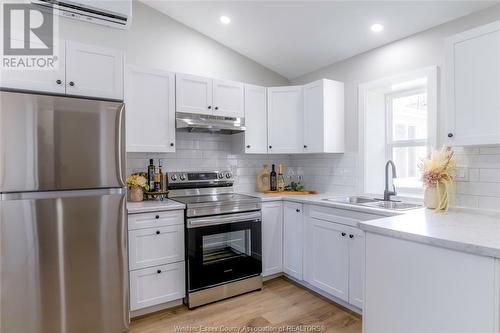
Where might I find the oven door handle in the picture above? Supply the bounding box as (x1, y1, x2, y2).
(187, 211, 261, 228)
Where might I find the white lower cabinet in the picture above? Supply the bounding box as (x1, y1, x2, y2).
(130, 261, 185, 311)
(262, 201, 283, 277)
(283, 202, 304, 280)
(348, 228, 365, 309)
(304, 217, 349, 302)
(128, 209, 185, 313)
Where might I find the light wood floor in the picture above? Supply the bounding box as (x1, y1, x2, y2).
(130, 277, 362, 333)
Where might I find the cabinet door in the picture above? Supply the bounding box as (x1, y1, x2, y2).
(129, 262, 185, 311)
(348, 227, 365, 309)
(304, 217, 349, 302)
(267, 86, 303, 153)
(262, 202, 283, 277)
(65, 41, 124, 100)
(244, 84, 268, 154)
(128, 224, 184, 270)
(176, 73, 213, 115)
(125, 66, 176, 153)
(446, 20, 500, 146)
(0, 38, 65, 94)
(213, 79, 244, 118)
(283, 201, 303, 280)
(303, 80, 325, 153)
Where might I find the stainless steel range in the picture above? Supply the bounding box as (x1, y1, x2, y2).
(167, 171, 262, 309)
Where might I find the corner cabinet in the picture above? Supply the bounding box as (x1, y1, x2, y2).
(125, 66, 176, 153)
(445, 20, 500, 146)
(303, 79, 344, 153)
(267, 86, 304, 154)
(176, 73, 244, 118)
(244, 84, 268, 153)
(0, 40, 124, 100)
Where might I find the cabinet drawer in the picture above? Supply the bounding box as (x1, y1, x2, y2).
(128, 210, 184, 230)
(129, 262, 185, 311)
(306, 204, 383, 227)
(129, 224, 184, 270)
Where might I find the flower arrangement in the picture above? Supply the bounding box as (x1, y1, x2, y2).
(126, 174, 149, 190)
(419, 146, 455, 211)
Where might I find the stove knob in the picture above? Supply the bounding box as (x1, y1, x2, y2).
(170, 174, 177, 181)
(180, 174, 186, 181)
(218, 173, 224, 179)
(225, 172, 232, 179)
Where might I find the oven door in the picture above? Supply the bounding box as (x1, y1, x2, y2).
(186, 211, 262, 292)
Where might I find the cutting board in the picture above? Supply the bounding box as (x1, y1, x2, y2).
(262, 190, 318, 195)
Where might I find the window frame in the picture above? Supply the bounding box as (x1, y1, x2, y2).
(385, 87, 428, 195)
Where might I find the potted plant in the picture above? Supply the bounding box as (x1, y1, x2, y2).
(126, 174, 149, 202)
(419, 146, 455, 211)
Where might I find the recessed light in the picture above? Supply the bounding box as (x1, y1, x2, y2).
(371, 23, 384, 33)
(220, 16, 231, 25)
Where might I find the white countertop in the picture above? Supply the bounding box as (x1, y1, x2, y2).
(127, 199, 185, 214)
(359, 208, 500, 258)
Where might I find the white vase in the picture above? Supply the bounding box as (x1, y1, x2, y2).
(424, 183, 446, 210)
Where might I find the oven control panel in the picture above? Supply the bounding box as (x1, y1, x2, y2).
(167, 170, 234, 184)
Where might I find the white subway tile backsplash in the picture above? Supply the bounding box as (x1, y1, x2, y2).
(479, 169, 500, 183)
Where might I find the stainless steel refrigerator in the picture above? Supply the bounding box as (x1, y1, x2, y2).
(0, 90, 129, 333)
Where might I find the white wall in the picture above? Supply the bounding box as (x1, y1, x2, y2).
(59, 0, 289, 86)
(290, 5, 500, 208)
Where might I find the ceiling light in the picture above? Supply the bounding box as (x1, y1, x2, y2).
(220, 16, 231, 25)
(371, 23, 384, 33)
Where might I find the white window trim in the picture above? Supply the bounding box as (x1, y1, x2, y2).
(358, 66, 438, 197)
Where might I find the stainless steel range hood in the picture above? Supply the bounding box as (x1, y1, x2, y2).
(176, 112, 245, 134)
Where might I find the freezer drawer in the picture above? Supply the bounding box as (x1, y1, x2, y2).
(0, 90, 125, 192)
(0, 189, 128, 333)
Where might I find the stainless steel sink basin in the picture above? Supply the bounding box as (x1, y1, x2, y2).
(362, 201, 422, 211)
(323, 196, 380, 204)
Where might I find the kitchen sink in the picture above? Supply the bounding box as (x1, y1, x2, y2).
(323, 196, 380, 204)
(361, 201, 422, 211)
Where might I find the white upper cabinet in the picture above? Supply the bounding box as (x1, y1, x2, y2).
(125, 66, 176, 153)
(213, 79, 244, 118)
(267, 86, 304, 153)
(262, 201, 283, 277)
(0, 38, 66, 94)
(283, 201, 304, 280)
(244, 84, 268, 153)
(66, 41, 124, 100)
(445, 20, 500, 146)
(303, 79, 344, 153)
(176, 73, 213, 115)
(304, 216, 349, 302)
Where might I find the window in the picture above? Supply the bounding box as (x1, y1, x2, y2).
(386, 89, 428, 192)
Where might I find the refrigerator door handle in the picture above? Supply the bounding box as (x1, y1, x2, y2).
(117, 103, 126, 187)
(1, 188, 125, 200)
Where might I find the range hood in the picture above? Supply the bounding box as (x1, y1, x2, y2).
(176, 112, 245, 134)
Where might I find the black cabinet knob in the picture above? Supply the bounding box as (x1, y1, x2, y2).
(341, 232, 346, 237)
(269, 145, 272, 149)
(156, 230, 160, 235)
(246, 145, 251, 149)
(208, 105, 212, 109)
(296, 209, 300, 213)
(349, 234, 354, 239)
(155, 215, 160, 219)
(157, 269, 161, 274)
(448, 133, 454, 138)
(304, 145, 308, 148)
(56, 79, 62, 84)
(69, 81, 75, 87)
(170, 143, 174, 147)
(215, 106, 219, 110)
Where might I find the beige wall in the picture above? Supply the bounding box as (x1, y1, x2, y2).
(58, 0, 289, 87)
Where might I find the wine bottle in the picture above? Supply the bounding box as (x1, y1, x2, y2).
(277, 164, 285, 192)
(154, 170, 161, 192)
(158, 159, 164, 191)
(147, 159, 155, 191)
(270, 164, 277, 191)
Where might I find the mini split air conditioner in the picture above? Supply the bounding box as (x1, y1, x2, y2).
(32, 0, 132, 29)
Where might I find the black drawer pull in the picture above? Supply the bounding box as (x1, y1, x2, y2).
(156, 230, 160, 235)
(349, 234, 354, 239)
(155, 215, 160, 219)
(157, 269, 161, 274)
(341, 232, 346, 237)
